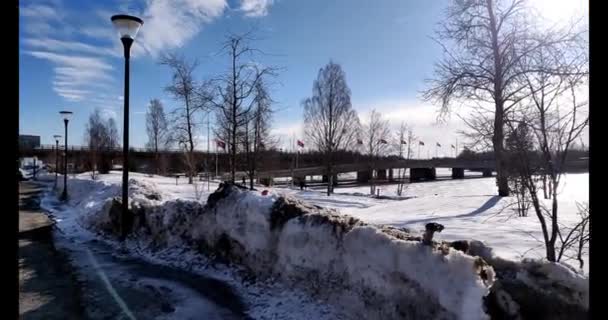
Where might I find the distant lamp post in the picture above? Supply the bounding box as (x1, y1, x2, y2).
(111, 14, 143, 240)
(59, 111, 72, 201)
(53, 134, 61, 189)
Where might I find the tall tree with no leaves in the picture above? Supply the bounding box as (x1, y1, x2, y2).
(303, 61, 360, 196)
(505, 25, 588, 262)
(145, 98, 168, 174)
(423, 0, 544, 196)
(363, 109, 391, 195)
(213, 32, 277, 182)
(243, 73, 275, 189)
(395, 122, 417, 195)
(160, 53, 203, 183)
(85, 109, 120, 177)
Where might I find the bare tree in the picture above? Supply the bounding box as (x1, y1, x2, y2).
(304, 61, 360, 196)
(212, 31, 277, 182)
(395, 122, 417, 196)
(363, 110, 391, 195)
(160, 53, 203, 183)
(243, 73, 276, 189)
(505, 27, 588, 262)
(145, 98, 168, 174)
(423, 0, 554, 196)
(84, 109, 120, 178)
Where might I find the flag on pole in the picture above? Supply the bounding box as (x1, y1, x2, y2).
(216, 140, 226, 149)
(436, 142, 441, 147)
(380, 139, 388, 144)
(419, 141, 425, 146)
(356, 139, 363, 145)
(401, 140, 407, 144)
(297, 140, 304, 148)
(451, 144, 455, 149)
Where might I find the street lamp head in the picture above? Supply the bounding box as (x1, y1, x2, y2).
(111, 14, 143, 40)
(59, 110, 73, 122)
(53, 134, 62, 141)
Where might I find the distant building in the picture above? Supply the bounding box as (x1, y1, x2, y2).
(19, 135, 41, 150)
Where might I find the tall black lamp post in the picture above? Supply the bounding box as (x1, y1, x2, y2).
(53, 134, 61, 189)
(111, 14, 143, 240)
(59, 111, 72, 201)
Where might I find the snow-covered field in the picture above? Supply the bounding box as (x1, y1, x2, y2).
(273, 170, 589, 273)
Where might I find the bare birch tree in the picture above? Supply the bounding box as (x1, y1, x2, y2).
(160, 53, 202, 184)
(423, 0, 549, 196)
(303, 61, 360, 196)
(243, 74, 275, 189)
(363, 110, 391, 195)
(505, 25, 588, 262)
(212, 31, 277, 182)
(145, 98, 168, 174)
(85, 109, 120, 178)
(395, 122, 417, 196)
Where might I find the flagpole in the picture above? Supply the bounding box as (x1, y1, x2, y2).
(207, 111, 210, 191)
(215, 140, 218, 179)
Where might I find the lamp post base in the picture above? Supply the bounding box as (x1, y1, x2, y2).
(60, 190, 68, 201)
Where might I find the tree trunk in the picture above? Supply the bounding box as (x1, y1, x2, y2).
(492, 104, 509, 196)
(487, 0, 509, 197)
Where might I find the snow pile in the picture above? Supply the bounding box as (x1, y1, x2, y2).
(87, 183, 494, 320)
(59, 175, 588, 320)
(450, 239, 588, 319)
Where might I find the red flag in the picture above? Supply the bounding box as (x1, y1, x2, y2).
(357, 139, 363, 145)
(216, 140, 226, 149)
(419, 141, 425, 146)
(401, 140, 407, 144)
(297, 140, 304, 148)
(380, 139, 388, 144)
(436, 142, 441, 147)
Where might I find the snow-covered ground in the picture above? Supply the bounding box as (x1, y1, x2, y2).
(38, 169, 588, 318)
(273, 171, 589, 273)
(41, 172, 348, 320)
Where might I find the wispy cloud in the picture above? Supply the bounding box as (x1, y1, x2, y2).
(22, 38, 118, 57)
(24, 50, 115, 101)
(240, 0, 275, 17)
(20, 0, 119, 105)
(20, 3, 63, 20)
(131, 0, 227, 57)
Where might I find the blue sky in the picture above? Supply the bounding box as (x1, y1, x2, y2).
(19, 0, 588, 154)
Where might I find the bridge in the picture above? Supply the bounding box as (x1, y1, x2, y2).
(22, 144, 588, 185)
(252, 158, 496, 184)
(232, 157, 588, 185)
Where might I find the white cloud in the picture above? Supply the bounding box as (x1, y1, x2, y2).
(271, 121, 303, 150)
(20, 4, 62, 20)
(99, 108, 118, 120)
(133, 0, 227, 57)
(24, 51, 115, 101)
(240, 0, 274, 17)
(354, 98, 468, 149)
(22, 38, 119, 57)
(22, 21, 54, 35)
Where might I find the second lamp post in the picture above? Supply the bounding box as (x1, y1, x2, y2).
(111, 14, 143, 240)
(53, 134, 61, 189)
(59, 111, 72, 201)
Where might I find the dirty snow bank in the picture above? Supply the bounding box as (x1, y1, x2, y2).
(87, 182, 494, 320)
(66, 176, 588, 320)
